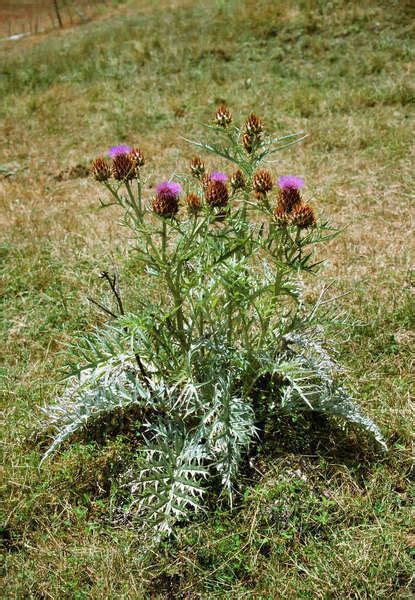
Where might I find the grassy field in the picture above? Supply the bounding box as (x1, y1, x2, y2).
(1, 0, 414, 597)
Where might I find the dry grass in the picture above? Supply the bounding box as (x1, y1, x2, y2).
(0, 0, 111, 38)
(1, 0, 414, 597)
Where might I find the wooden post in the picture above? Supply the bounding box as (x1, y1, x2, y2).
(53, 0, 64, 29)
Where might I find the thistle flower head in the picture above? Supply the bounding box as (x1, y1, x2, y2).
(130, 147, 145, 168)
(91, 157, 111, 181)
(155, 181, 182, 199)
(278, 189, 301, 213)
(215, 104, 232, 127)
(244, 113, 263, 136)
(278, 176, 304, 191)
(201, 173, 210, 188)
(253, 169, 273, 195)
(230, 169, 246, 191)
(112, 153, 135, 181)
(190, 155, 205, 179)
(205, 180, 229, 208)
(242, 113, 264, 155)
(152, 196, 179, 218)
(185, 193, 202, 215)
(273, 205, 290, 226)
(153, 181, 181, 218)
(242, 132, 254, 154)
(290, 203, 316, 228)
(277, 176, 304, 212)
(210, 171, 228, 183)
(108, 145, 132, 158)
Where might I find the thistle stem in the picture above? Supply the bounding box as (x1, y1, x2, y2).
(125, 180, 142, 223)
(161, 220, 187, 349)
(103, 181, 121, 205)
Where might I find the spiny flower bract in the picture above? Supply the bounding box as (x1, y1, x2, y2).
(185, 193, 202, 214)
(112, 153, 135, 181)
(91, 157, 111, 181)
(190, 156, 205, 179)
(205, 180, 229, 208)
(215, 104, 232, 127)
(291, 203, 316, 228)
(230, 169, 246, 191)
(253, 169, 273, 195)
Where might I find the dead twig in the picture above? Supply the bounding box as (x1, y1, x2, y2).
(100, 270, 125, 316)
(87, 297, 118, 319)
(99, 270, 150, 384)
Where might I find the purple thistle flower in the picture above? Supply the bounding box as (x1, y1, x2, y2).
(156, 181, 182, 199)
(108, 144, 132, 158)
(278, 176, 304, 190)
(210, 171, 228, 183)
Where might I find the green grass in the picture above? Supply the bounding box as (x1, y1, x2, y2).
(1, 0, 414, 597)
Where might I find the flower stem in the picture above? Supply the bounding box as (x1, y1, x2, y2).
(161, 220, 187, 349)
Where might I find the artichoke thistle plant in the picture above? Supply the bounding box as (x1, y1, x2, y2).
(42, 107, 385, 536)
